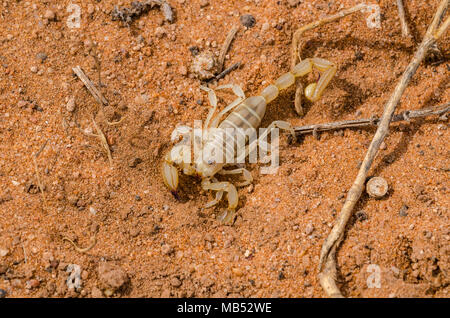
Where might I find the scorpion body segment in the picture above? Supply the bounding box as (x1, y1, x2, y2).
(162, 57, 337, 223)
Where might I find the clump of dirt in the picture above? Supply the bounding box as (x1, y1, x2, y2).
(0, 0, 448, 298)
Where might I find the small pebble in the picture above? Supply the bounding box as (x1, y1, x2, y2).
(0, 289, 6, 298)
(91, 287, 103, 298)
(44, 9, 56, 21)
(30, 66, 38, 73)
(305, 223, 314, 235)
(161, 244, 173, 255)
(191, 51, 217, 80)
(399, 204, 408, 217)
(287, 0, 302, 6)
(66, 97, 76, 112)
(355, 210, 368, 221)
(155, 27, 166, 38)
(200, 0, 210, 8)
(26, 279, 40, 289)
(89, 206, 97, 216)
(0, 249, 9, 257)
(87, 4, 95, 15)
(36, 52, 48, 62)
(189, 46, 200, 56)
(232, 267, 244, 277)
(261, 22, 270, 32)
(170, 277, 182, 287)
(240, 14, 256, 28)
(366, 177, 389, 199)
(129, 157, 142, 168)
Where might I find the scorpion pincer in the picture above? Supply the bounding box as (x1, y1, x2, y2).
(162, 57, 337, 223)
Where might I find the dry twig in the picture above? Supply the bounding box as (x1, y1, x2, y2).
(72, 66, 108, 106)
(63, 233, 97, 254)
(318, 0, 450, 298)
(396, 0, 411, 37)
(217, 26, 239, 73)
(92, 118, 113, 166)
(206, 62, 241, 83)
(294, 103, 450, 136)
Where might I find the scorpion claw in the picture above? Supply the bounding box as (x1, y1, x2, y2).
(162, 160, 179, 193)
(217, 209, 237, 225)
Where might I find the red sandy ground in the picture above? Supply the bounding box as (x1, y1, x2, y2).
(0, 0, 448, 297)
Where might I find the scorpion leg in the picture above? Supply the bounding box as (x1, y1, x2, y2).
(210, 84, 246, 128)
(204, 178, 224, 208)
(218, 167, 253, 187)
(201, 178, 238, 224)
(200, 86, 219, 130)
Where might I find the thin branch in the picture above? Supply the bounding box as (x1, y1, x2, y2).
(318, 0, 449, 298)
(72, 66, 108, 106)
(62, 233, 97, 254)
(206, 62, 241, 83)
(396, 0, 411, 37)
(217, 26, 239, 74)
(294, 103, 449, 135)
(291, 3, 367, 68)
(92, 118, 113, 166)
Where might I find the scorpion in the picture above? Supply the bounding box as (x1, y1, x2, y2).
(161, 3, 380, 224)
(162, 58, 336, 223)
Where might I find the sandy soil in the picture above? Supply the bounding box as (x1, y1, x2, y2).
(0, 0, 448, 298)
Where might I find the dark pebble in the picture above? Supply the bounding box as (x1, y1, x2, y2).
(240, 14, 256, 28)
(189, 46, 200, 56)
(36, 52, 48, 62)
(135, 195, 142, 201)
(129, 157, 143, 168)
(399, 204, 409, 217)
(355, 210, 368, 221)
(0, 289, 7, 298)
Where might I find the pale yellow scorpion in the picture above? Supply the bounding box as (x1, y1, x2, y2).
(161, 3, 380, 223)
(162, 57, 336, 223)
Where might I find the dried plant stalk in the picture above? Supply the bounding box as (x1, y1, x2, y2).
(318, 0, 449, 297)
(217, 26, 239, 73)
(72, 66, 108, 106)
(396, 0, 411, 37)
(294, 103, 449, 135)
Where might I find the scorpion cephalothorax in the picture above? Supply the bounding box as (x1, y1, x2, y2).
(162, 57, 337, 223)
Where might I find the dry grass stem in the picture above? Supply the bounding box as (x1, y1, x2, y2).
(217, 26, 239, 73)
(294, 103, 450, 135)
(62, 233, 97, 254)
(72, 66, 108, 106)
(396, 0, 411, 37)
